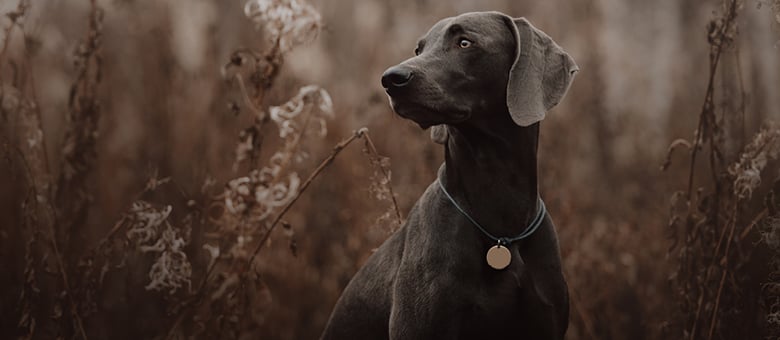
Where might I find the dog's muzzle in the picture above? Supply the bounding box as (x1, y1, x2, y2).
(381, 66, 414, 93)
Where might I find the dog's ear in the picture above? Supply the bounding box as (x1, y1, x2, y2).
(506, 17, 578, 126)
(430, 124, 448, 144)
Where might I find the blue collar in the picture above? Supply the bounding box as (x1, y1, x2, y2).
(437, 178, 546, 247)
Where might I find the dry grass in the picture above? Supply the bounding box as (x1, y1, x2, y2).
(0, 0, 779, 339)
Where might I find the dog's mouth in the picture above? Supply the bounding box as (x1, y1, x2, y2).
(388, 98, 468, 129)
(388, 96, 470, 128)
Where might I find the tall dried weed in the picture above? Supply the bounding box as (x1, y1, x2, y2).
(1, 0, 398, 338)
(665, 1, 780, 339)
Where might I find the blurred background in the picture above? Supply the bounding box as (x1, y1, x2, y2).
(1, 0, 779, 339)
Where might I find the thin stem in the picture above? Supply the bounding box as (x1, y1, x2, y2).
(46, 216, 89, 339)
(689, 211, 731, 338)
(11, 146, 88, 339)
(734, 43, 746, 148)
(362, 132, 403, 226)
(683, 1, 740, 339)
(707, 208, 739, 340)
(739, 208, 767, 241)
(685, 0, 738, 202)
(164, 128, 369, 339)
(235, 73, 265, 119)
(247, 128, 368, 266)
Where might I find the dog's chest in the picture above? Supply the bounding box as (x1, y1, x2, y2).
(438, 267, 553, 335)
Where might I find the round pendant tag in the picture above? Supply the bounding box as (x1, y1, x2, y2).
(486, 245, 511, 270)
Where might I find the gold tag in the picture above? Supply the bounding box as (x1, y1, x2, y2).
(486, 245, 511, 270)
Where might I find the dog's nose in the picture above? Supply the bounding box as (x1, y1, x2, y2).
(381, 66, 413, 89)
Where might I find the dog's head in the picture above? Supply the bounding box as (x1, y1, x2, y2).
(381, 12, 578, 142)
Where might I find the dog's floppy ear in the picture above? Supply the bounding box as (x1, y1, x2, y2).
(430, 124, 448, 144)
(506, 17, 578, 126)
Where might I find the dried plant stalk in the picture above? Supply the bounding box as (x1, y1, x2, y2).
(665, 1, 780, 339)
(55, 0, 103, 261)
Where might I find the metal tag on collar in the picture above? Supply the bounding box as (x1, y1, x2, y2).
(486, 238, 511, 270)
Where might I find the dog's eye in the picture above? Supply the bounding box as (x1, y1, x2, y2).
(414, 47, 421, 56)
(458, 38, 473, 49)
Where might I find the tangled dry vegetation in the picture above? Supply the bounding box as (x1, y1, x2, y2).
(0, 0, 779, 339)
(1, 0, 399, 338)
(662, 1, 780, 339)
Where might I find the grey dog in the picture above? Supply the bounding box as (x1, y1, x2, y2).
(321, 11, 578, 339)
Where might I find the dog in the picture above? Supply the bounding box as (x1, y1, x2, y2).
(321, 11, 578, 339)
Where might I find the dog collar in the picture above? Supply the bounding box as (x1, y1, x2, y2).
(437, 178, 546, 269)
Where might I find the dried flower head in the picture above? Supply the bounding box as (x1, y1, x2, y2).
(244, 0, 322, 52)
(143, 223, 192, 294)
(269, 85, 333, 140)
(223, 169, 301, 223)
(769, 310, 780, 327)
(762, 216, 780, 251)
(367, 155, 391, 201)
(728, 124, 780, 199)
(124, 201, 192, 294)
(125, 201, 173, 245)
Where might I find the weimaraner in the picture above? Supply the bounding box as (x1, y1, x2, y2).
(322, 11, 578, 339)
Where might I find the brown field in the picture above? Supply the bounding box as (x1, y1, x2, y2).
(1, 0, 779, 339)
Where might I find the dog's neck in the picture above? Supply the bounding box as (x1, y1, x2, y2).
(440, 121, 540, 239)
